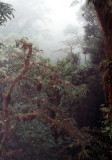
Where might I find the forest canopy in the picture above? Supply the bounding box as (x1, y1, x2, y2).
(0, 0, 112, 160)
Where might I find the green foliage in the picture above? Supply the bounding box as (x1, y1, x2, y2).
(79, 2, 112, 159)
(9, 121, 59, 160)
(0, 67, 6, 78)
(0, 39, 89, 160)
(82, 3, 104, 65)
(0, 34, 110, 160)
(0, 2, 14, 25)
(101, 107, 112, 141)
(83, 128, 112, 160)
(0, 1, 111, 159)
(56, 52, 104, 128)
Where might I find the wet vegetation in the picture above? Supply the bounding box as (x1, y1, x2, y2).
(0, 0, 112, 160)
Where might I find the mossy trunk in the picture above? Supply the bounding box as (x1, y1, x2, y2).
(94, 0, 112, 107)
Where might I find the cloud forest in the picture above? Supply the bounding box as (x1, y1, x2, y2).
(0, 0, 112, 160)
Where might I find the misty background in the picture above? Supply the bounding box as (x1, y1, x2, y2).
(0, 0, 85, 63)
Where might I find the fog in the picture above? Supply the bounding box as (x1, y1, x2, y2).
(0, 0, 85, 63)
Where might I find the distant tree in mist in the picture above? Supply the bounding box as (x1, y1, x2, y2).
(82, 3, 104, 65)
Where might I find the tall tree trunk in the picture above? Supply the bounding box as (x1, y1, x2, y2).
(93, 0, 112, 107)
(84, 53, 87, 65)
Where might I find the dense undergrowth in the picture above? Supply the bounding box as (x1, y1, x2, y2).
(0, 0, 112, 160)
(0, 38, 111, 160)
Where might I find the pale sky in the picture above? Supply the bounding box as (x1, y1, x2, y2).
(1, 0, 85, 62)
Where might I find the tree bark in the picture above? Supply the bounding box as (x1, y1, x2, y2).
(93, 0, 112, 107)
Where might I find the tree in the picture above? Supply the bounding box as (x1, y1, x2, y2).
(0, 38, 91, 160)
(0, 2, 14, 25)
(82, 3, 104, 65)
(88, 0, 112, 106)
(54, 32, 83, 68)
(89, 0, 112, 141)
